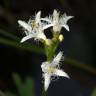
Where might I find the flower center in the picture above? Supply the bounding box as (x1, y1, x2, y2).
(47, 66, 55, 73)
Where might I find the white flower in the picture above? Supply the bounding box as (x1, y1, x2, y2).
(41, 9, 74, 32)
(18, 11, 48, 43)
(41, 51, 69, 91)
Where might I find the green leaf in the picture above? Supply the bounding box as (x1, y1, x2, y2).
(12, 73, 34, 96)
(5, 91, 16, 96)
(0, 29, 44, 54)
(0, 37, 44, 54)
(0, 91, 6, 96)
(12, 73, 23, 94)
(64, 57, 96, 75)
(91, 88, 96, 96)
(0, 29, 20, 41)
(24, 77, 34, 96)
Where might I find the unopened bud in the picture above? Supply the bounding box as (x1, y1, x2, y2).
(45, 39, 51, 46)
(59, 34, 64, 42)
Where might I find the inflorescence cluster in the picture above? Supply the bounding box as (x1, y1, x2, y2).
(18, 9, 73, 91)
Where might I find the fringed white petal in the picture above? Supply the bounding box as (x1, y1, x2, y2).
(41, 18, 52, 23)
(62, 24, 69, 31)
(37, 32, 46, 40)
(52, 51, 63, 66)
(43, 24, 53, 30)
(63, 13, 74, 24)
(35, 11, 41, 24)
(54, 69, 70, 78)
(18, 20, 32, 32)
(44, 73, 51, 91)
(20, 34, 35, 43)
(53, 10, 59, 22)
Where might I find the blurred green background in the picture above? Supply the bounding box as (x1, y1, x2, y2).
(0, 0, 96, 96)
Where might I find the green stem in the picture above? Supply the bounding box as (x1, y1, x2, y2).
(45, 40, 59, 62)
(44, 32, 60, 62)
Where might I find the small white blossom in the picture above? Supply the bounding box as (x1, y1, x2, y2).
(18, 11, 47, 43)
(41, 9, 74, 32)
(41, 51, 69, 91)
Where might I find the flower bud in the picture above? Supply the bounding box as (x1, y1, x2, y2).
(59, 34, 64, 42)
(45, 39, 52, 46)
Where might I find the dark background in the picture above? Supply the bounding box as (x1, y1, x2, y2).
(0, 0, 96, 96)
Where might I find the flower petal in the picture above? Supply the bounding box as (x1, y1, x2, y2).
(62, 24, 69, 31)
(20, 34, 35, 43)
(35, 30, 46, 40)
(43, 24, 53, 30)
(54, 69, 70, 78)
(18, 20, 32, 32)
(53, 10, 59, 21)
(63, 13, 74, 24)
(35, 11, 41, 24)
(44, 73, 51, 91)
(52, 51, 63, 66)
(41, 18, 52, 23)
